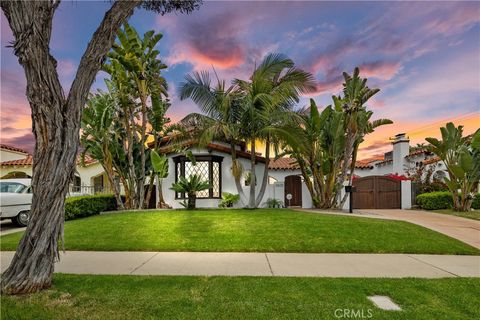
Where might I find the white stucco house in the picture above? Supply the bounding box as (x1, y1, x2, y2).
(0, 144, 109, 194)
(155, 137, 309, 209)
(0, 132, 442, 210)
(354, 133, 445, 179)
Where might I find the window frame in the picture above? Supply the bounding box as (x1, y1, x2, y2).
(173, 154, 223, 199)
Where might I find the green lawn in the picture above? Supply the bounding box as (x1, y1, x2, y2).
(432, 209, 480, 221)
(1, 274, 478, 320)
(1, 209, 477, 254)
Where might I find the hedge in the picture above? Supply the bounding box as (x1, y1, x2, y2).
(416, 191, 480, 210)
(65, 194, 117, 220)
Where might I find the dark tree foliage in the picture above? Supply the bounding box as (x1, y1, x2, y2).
(142, 0, 202, 14)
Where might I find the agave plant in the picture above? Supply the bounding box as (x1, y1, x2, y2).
(170, 174, 210, 210)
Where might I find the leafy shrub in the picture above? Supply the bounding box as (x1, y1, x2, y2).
(219, 193, 240, 208)
(416, 191, 453, 210)
(472, 194, 480, 210)
(417, 191, 480, 210)
(265, 198, 283, 209)
(65, 194, 117, 220)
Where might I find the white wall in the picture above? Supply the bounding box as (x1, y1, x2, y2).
(0, 166, 32, 178)
(401, 180, 412, 209)
(0, 150, 28, 162)
(162, 148, 267, 209)
(161, 148, 314, 209)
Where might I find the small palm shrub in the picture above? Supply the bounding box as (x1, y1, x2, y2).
(219, 193, 240, 208)
(170, 174, 210, 209)
(265, 198, 283, 209)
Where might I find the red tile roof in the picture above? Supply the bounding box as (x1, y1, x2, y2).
(0, 144, 29, 154)
(0, 154, 33, 166)
(405, 149, 431, 159)
(422, 156, 441, 165)
(0, 154, 98, 166)
(268, 157, 299, 170)
(158, 141, 266, 162)
(355, 155, 385, 169)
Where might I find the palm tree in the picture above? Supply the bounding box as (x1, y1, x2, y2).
(179, 70, 248, 204)
(170, 174, 211, 209)
(233, 53, 316, 208)
(333, 68, 383, 207)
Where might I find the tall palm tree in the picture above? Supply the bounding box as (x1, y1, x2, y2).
(179, 70, 248, 205)
(233, 53, 316, 208)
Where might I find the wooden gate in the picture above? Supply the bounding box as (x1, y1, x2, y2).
(284, 175, 302, 207)
(352, 176, 401, 209)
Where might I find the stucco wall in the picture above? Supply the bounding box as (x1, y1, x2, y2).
(0, 150, 28, 162)
(162, 148, 268, 209)
(161, 148, 313, 209)
(0, 166, 33, 178)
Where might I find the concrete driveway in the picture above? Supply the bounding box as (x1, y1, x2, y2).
(0, 219, 25, 236)
(360, 209, 480, 249)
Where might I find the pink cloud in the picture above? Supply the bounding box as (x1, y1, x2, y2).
(359, 61, 402, 81)
(57, 59, 76, 78)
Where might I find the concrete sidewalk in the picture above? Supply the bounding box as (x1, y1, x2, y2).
(1, 251, 478, 278)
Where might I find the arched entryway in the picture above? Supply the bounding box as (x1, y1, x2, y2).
(284, 175, 302, 207)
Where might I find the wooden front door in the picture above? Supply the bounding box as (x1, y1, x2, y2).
(352, 176, 401, 209)
(284, 175, 302, 207)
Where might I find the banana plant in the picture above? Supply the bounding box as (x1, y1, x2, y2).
(426, 123, 480, 211)
(150, 150, 169, 208)
(103, 23, 168, 209)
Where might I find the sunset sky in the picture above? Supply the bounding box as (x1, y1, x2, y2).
(1, 1, 479, 159)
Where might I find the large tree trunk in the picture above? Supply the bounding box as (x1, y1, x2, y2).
(255, 140, 270, 207)
(103, 162, 125, 210)
(248, 139, 256, 208)
(335, 127, 356, 208)
(230, 144, 247, 206)
(137, 95, 148, 209)
(0, 0, 139, 295)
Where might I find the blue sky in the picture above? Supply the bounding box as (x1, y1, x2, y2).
(1, 1, 479, 157)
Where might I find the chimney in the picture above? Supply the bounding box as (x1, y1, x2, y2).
(392, 133, 409, 175)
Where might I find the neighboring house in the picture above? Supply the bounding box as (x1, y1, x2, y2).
(0, 144, 111, 194)
(354, 133, 445, 179)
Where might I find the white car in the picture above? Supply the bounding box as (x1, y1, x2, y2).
(0, 178, 32, 227)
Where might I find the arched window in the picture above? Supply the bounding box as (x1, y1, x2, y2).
(1, 171, 31, 179)
(173, 155, 223, 199)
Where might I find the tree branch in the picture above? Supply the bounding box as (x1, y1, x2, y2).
(66, 0, 141, 117)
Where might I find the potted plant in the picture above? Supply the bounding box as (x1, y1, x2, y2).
(218, 193, 240, 208)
